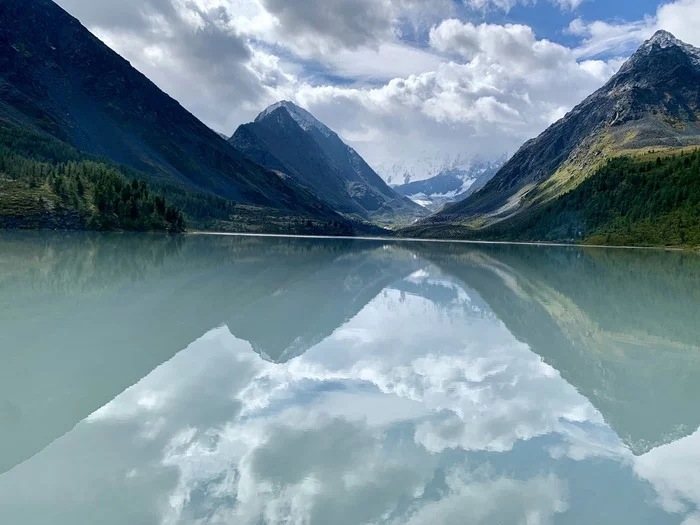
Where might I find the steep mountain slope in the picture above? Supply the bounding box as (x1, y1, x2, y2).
(393, 159, 504, 211)
(490, 150, 700, 247)
(429, 30, 700, 229)
(0, 0, 343, 226)
(405, 149, 700, 247)
(230, 101, 428, 226)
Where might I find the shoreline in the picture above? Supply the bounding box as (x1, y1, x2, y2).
(188, 230, 690, 252)
(0, 228, 692, 252)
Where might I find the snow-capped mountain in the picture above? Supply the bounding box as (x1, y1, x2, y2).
(391, 157, 507, 212)
(375, 152, 500, 186)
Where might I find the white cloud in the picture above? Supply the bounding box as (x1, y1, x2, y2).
(567, 18, 655, 59)
(554, 0, 585, 9)
(319, 42, 444, 81)
(568, 0, 700, 60)
(463, 0, 585, 12)
(54, 0, 657, 181)
(656, 0, 700, 47)
(287, 20, 621, 180)
(429, 20, 573, 73)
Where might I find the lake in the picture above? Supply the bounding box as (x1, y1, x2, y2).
(1, 232, 699, 525)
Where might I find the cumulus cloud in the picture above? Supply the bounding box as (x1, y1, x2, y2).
(656, 0, 700, 47)
(249, 0, 454, 58)
(429, 20, 572, 72)
(53, 0, 698, 182)
(568, 0, 700, 60)
(289, 19, 620, 177)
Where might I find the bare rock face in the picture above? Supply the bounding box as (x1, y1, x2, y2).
(432, 30, 700, 225)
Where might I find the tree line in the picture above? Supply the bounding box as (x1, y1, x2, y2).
(0, 124, 184, 232)
(489, 149, 700, 247)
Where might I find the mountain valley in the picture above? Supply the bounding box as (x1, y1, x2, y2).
(0, 1, 698, 247)
(392, 158, 505, 212)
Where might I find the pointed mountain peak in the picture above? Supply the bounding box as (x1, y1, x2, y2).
(634, 30, 700, 62)
(255, 100, 334, 138)
(611, 30, 700, 81)
(648, 29, 680, 45)
(255, 100, 297, 121)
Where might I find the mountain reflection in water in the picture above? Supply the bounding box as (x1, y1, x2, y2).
(0, 232, 699, 525)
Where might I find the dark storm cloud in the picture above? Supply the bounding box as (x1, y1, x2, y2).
(261, 0, 394, 49)
(56, 0, 178, 31)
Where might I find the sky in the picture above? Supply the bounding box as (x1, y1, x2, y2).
(54, 0, 700, 182)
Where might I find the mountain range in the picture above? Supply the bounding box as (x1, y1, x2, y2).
(392, 158, 505, 212)
(376, 153, 490, 186)
(0, 0, 344, 217)
(408, 30, 700, 245)
(0, 0, 699, 247)
(230, 101, 428, 226)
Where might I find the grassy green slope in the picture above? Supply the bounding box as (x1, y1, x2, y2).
(403, 149, 700, 248)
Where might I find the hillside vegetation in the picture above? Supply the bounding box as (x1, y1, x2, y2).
(429, 31, 700, 232)
(403, 149, 700, 248)
(0, 122, 368, 235)
(506, 150, 700, 246)
(0, 124, 185, 231)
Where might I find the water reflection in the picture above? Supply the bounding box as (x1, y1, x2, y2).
(413, 243, 700, 454)
(0, 233, 698, 525)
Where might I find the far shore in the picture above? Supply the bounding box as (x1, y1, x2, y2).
(188, 230, 691, 252)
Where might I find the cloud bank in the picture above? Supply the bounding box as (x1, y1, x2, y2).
(53, 0, 700, 181)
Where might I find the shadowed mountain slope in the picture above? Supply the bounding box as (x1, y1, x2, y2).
(231, 101, 428, 227)
(0, 0, 344, 226)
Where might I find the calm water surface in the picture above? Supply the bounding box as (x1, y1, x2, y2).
(1, 232, 700, 525)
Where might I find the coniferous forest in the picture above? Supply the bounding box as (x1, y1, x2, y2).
(405, 150, 700, 248)
(502, 150, 700, 246)
(0, 123, 364, 236)
(0, 124, 185, 232)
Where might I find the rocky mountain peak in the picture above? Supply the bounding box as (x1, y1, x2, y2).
(624, 30, 700, 70)
(648, 29, 682, 46)
(645, 30, 699, 54)
(430, 30, 700, 226)
(600, 30, 700, 103)
(256, 100, 334, 139)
